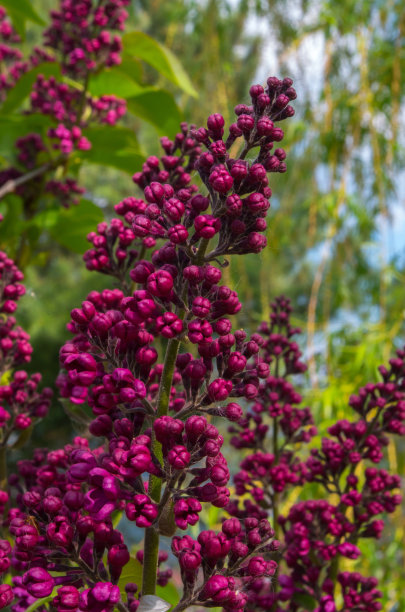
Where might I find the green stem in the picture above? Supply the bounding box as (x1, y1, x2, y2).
(272, 417, 279, 539)
(142, 237, 210, 596)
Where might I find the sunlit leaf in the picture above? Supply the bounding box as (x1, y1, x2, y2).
(122, 32, 197, 97)
(127, 89, 182, 137)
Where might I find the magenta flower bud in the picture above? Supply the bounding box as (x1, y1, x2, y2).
(154, 416, 184, 443)
(179, 550, 201, 573)
(231, 540, 249, 558)
(132, 215, 151, 238)
(156, 312, 183, 338)
(16, 524, 39, 550)
(191, 297, 211, 318)
(174, 498, 202, 530)
(246, 192, 269, 214)
(184, 359, 207, 380)
(167, 445, 191, 469)
(136, 346, 158, 367)
(108, 543, 130, 569)
(125, 494, 158, 528)
(207, 113, 225, 137)
(194, 214, 221, 239)
(256, 116, 274, 135)
(23, 567, 54, 598)
(202, 575, 232, 603)
(222, 518, 241, 537)
(271, 127, 284, 141)
(224, 402, 243, 422)
(43, 494, 63, 515)
(248, 556, 268, 577)
(208, 167, 233, 194)
(210, 140, 227, 159)
(210, 463, 230, 486)
(229, 160, 248, 181)
(188, 319, 213, 345)
(52, 586, 80, 611)
(47, 517, 74, 547)
(208, 378, 233, 401)
(227, 351, 247, 373)
(197, 151, 215, 169)
(163, 197, 185, 221)
(146, 270, 173, 297)
(337, 542, 361, 559)
(204, 265, 222, 284)
(183, 265, 203, 284)
(185, 415, 208, 442)
(0, 584, 13, 608)
(246, 232, 267, 253)
(15, 414, 32, 430)
(89, 583, 120, 607)
(190, 195, 210, 212)
(144, 181, 166, 203)
(130, 260, 155, 283)
(250, 84, 264, 98)
(247, 528, 262, 548)
(225, 194, 243, 216)
(237, 114, 255, 132)
(168, 224, 188, 244)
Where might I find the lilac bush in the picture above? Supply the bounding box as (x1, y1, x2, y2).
(0, 0, 128, 208)
(0, 68, 403, 612)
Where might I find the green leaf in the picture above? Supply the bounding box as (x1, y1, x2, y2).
(113, 511, 123, 529)
(122, 32, 197, 97)
(59, 398, 92, 433)
(1, 63, 62, 114)
(0, 113, 52, 162)
(88, 66, 145, 99)
(25, 588, 58, 612)
(0, 195, 24, 248)
(48, 198, 104, 254)
(118, 557, 143, 597)
(118, 56, 144, 83)
(127, 89, 182, 138)
(292, 592, 317, 610)
(0, 0, 45, 38)
(11, 425, 33, 449)
(156, 583, 179, 607)
(79, 125, 144, 175)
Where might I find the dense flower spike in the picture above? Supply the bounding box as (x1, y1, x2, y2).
(0, 245, 52, 458)
(227, 298, 405, 610)
(0, 75, 296, 611)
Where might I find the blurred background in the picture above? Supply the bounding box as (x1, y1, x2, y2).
(0, 0, 404, 608)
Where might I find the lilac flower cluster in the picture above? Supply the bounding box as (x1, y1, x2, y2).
(227, 297, 405, 611)
(0, 1, 128, 209)
(0, 77, 296, 610)
(0, 8, 53, 103)
(0, 241, 52, 446)
(44, 0, 129, 78)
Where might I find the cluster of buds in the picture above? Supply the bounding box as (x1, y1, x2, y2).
(0, 77, 296, 610)
(0, 8, 53, 103)
(0, 0, 129, 209)
(0, 241, 52, 450)
(83, 76, 296, 278)
(171, 517, 278, 611)
(227, 298, 404, 610)
(44, 0, 130, 78)
(31, 75, 126, 127)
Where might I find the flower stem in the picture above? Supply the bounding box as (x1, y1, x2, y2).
(142, 237, 210, 596)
